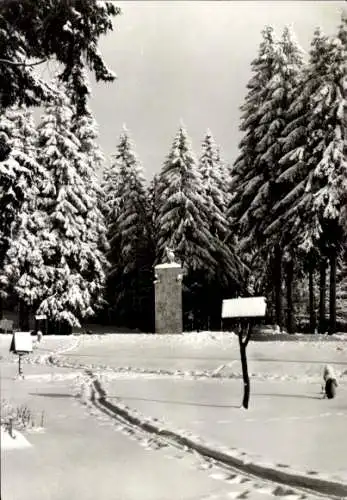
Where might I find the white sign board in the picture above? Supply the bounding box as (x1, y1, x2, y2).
(13, 331, 33, 353)
(222, 297, 267, 319)
(35, 315, 47, 320)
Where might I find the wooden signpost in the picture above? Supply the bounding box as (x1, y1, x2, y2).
(9, 331, 33, 378)
(222, 297, 267, 409)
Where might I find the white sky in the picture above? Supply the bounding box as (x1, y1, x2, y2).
(85, 1, 345, 182)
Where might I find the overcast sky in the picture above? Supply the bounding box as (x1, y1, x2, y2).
(86, 1, 345, 182)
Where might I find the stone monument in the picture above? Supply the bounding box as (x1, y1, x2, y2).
(154, 247, 183, 334)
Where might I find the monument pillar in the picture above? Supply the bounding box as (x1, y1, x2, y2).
(154, 262, 183, 334)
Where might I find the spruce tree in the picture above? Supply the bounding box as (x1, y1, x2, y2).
(228, 26, 304, 327)
(228, 26, 278, 238)
(155, 124, 243, 330)
(104, 127, 153, 330)
(263, 28, 331, 332)
(0, 106, 47, 320)
(227, 27, 279, 323)
(307, 17, 347, 333)
(31, 89, 107, 330)
(198, 130, 229, 240)
(155, 124, 219, 274)
(70, 75, 109, 250)
(266, 28, 335, 248)
(0, 0, 120, 112)
(251, 26, 305, 328)
(266, 21, 346, 334)
(71, 104, 109, 318)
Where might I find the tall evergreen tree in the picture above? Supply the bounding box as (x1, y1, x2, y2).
(30, 90, 107, 330)
(227, 27, 279, 323)
(104, 127, 154, 330)
(0, 0, 120, 112)
(247, 26, 305, 248)
(0, 105, 47, 320)
(198, 130, 229, 240)
(250, 26, 305, 328)
(265, 21, 346, 334)
(228, 26, 278, 238)
(155, 125, 219, 274)
(70, 80, 109, 263)
(228, 26, 304, 327)
(306, 18, 347, 333)
(262, 28, 331, 332)
(155, 124, 243, 330)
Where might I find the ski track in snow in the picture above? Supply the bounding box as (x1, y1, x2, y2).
(72, 370, 344, 500)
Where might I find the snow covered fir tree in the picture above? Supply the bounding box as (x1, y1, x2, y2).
(0, 88, 109, 334)
(227, 19, 347, 335)
(152, 124, 244, 331)
(102, 127, 154, 331)
(0, 9, 346, 334)
(0, 106, 48, 325)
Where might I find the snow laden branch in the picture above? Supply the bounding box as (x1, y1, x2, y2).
(0, 58, 47, 67)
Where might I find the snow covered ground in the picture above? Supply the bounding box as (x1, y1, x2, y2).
(0, 333, 80, 362)
(1, 427, 32, 450)
(54, 332, 347, 488)
(54, 331, 347, 383)
(100, 376, 347, 482)
(2, 361, 314, 500)
(2, 331, 347, 499)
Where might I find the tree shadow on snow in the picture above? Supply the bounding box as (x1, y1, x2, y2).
(255, 393, 323, 400)
(108, 395, 241, 408)
(29, 392, 75, 398)
(250, 358, 347, 366)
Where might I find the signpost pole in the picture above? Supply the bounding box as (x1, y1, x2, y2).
(221, 297, 267, 410)
(18, 353, 23, 377)
(10, 331, 33, 379)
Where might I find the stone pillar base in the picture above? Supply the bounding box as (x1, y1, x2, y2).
(154, 263, 182, 334)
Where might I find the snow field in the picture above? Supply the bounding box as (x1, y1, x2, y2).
(54, 332, 347, 384)
(83, 370, 347, 499)
(2, 363, 280, 500)
(3, 333, 347, 498)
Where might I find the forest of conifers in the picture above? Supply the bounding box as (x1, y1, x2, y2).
(0, 2, 346, 334)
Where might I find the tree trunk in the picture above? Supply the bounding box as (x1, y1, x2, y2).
(0, 296, 3, 320)
(285, 258, 294, 334)
(238, 322, 252, 409)
(18, 299, 29, 331)
(274, 245, 283, 328)
(308, 265, 316, 334)
(329, 251, 337, 335)
(319, 258, 327, 334)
